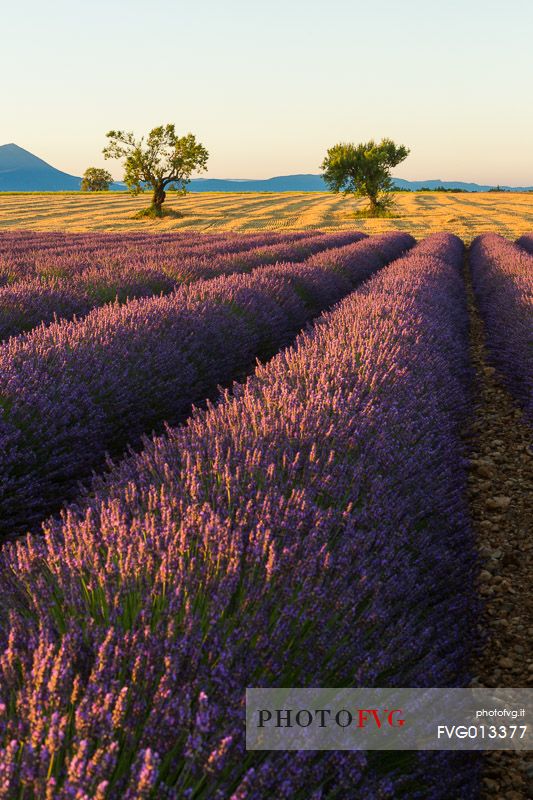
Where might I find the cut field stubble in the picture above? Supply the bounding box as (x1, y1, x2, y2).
(0, 191, 532, 242)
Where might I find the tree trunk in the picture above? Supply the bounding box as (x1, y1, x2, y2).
(368, 194, 379, 215)
(151, 184, 166, 214)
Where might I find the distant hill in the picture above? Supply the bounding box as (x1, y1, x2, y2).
(1, 144, 532, 193)
(0, 143, 82, 191)
(0, 144, 123, 192)
(188, 174, 328, 192)
(391, 178, 533, 192)
(188, 174, 533, 193)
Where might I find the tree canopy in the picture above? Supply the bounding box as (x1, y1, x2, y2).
(81, 167, 113, 192)
(321, 138, 410, 215)
(103, 124, 209, 216)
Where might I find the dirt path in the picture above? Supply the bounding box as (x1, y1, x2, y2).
(464, 256, 533, 799)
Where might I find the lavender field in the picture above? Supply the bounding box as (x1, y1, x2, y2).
(0, 228, 531, 799)
(471, 234, 533, 424)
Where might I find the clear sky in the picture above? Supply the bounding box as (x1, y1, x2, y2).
(2, 0, 532, 184)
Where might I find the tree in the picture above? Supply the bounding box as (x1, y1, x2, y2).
(81, 167, 113, 192)
(103, 124, 209, 216)
(321, 138, 410, 216)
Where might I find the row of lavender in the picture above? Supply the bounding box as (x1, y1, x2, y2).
(470, 233, 533, 424)
(516, 233, 533, 255)
(0, 229, 317, 283)
(0, 232, 412, 538)
(0, 233, 478, 799)
(0, 231, 362, 341)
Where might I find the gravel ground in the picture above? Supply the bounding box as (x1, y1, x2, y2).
(464, 256, 533, 799)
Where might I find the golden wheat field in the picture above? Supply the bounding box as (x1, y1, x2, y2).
(0, 191, 532, 242)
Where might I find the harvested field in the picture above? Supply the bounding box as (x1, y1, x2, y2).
(0, 190, 532, 242)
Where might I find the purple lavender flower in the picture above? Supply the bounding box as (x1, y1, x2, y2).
(471, 233, 533, 423)
(0, 233, 479, 798)
(0, 232, 410, 537)
(0, 229, 363, 341)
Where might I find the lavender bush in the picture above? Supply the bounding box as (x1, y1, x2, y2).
(0, 230, 318, 285)
(470, 233, 533, 423)
(0, 234, 479, 798)
(0, 231, 365, 340)
(515, 232, 533, 255)
(0, 232, 412, 537)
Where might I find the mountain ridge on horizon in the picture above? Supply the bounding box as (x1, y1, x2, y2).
(0, 143, 83, 191)
(1, 143, 532, 193)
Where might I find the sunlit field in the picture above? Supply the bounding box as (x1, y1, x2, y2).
(0, 190, 532, 241)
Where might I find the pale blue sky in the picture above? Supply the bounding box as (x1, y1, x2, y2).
(2, 0, 532, 183)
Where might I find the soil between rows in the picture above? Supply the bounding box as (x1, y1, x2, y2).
(463, 255, 532, 799)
